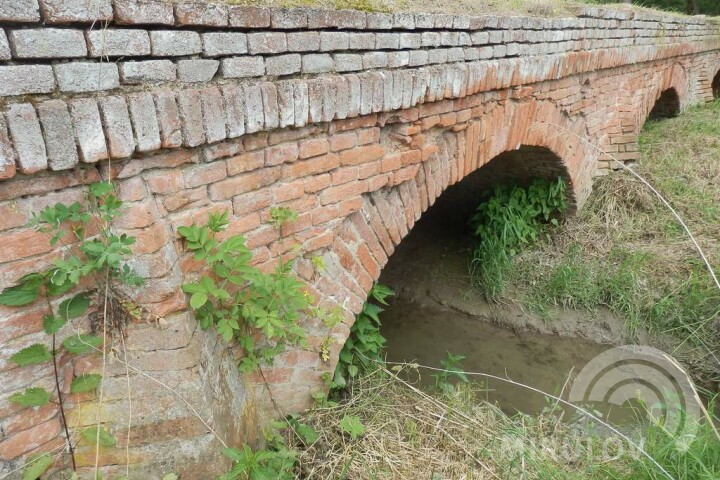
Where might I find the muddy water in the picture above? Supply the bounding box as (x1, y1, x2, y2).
(377, 212, 639, 423)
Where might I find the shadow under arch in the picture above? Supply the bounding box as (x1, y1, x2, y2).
(712, 68, 720, 99)
(641, 64, 688, 127)
(648, 87, 681, 120)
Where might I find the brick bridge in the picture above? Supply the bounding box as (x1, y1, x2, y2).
(0, 1, 719, 477)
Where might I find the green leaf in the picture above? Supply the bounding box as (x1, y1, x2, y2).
(11, 344, 52, 366)
(63, 334, 103, 354)
(10, 388, 50, 407)
(22, 453, 53, 480)
(295, 423, 319, 445)
(339, 415, 365, 440)
(70, 374, 102, 393)
(43, 315, 66, 335)
(59, 293, 91, 319)
(190, 292, 208, 309)
(0, 284, 40, 307)
(82, 426, 117, 448)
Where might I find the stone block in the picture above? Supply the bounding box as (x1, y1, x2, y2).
(0, 114, 16, 179)
(376, 33, 399, 49)
(177, 59, 220, 83)
(54, 62, 119, 93)
(221, 56, 265, 78)
(99, 96, 136, 158)
(307, 8, 366, 29)
(39, 0, 112, 23)
(128, 93, 161, 153)
(9, 28, 86, 58)
(153, 91, 183, 149)
(222, 85, 245, 139)
(363, 51, 388, 69)
(86, 29, 151, 57)
(0, 65, 55, 96)
(202, 32, 247, 57)
(36, 100, 78, 171)
(0, 0, 40, 22)
(320, 32, 349, 52)
(6, 103, 47, 174)
(200, 87, 227, 144)
(120, 60, 176, 84)
(0, 30, 9, 60)
(302, 54, 334, 74)
(150, 31, 202, 56)
(266, 54, 301, 76)
(334, 54, 362, 72)
(248, 32, 287, 55)
(399, 33, 422, 49)
(271, 8, 306, 29)
(177, 89, 205, 148)
(228, 5, 270, 28)
(175, 2, 227, 26)
(68, 98, 108, 163)
(114, 0, 173, 25)
(349, 32, 375, 50)
(287, 32, 320, 52)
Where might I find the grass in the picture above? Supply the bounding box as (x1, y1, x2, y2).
(168, 0, 711, 17)
(285, 365, 720, 479)
(500, 101, 720, 390)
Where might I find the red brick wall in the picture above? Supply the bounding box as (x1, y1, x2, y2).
(1, 2, 720, 477)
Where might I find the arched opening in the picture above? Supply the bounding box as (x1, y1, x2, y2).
(648, 87, 681, 120)
(373, 145, 605, 415)
(712, 70, 720, 99)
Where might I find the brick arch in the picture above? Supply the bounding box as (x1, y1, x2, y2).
(644, 63, 688, 123)
(301, 98, 595, 392)
(712, 67, 720, 99)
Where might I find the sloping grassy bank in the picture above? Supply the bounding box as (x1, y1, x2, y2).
(502, 101, 720, 392)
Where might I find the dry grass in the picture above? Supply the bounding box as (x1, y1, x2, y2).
(164, 0, 693, 17)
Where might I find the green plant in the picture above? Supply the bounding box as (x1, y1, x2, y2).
(339, 414, 366, 440)
(179, 211, 311, 372)
(333, 283, 394, 389)
(0, 181, 141, 475)
(219, 444, 296, 480)
(432, 351, 470, 394)
(469, 177, 569, 299)
(269, 206, 299, 229)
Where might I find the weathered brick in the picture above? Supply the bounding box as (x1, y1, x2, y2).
(260, 82, 279, 130)
(208, 167, 280, 201)
(266, 54, 301, 76)
(334, 54, 362, 73)
(99, 96, 136, 158)
(120, 60, 176, 84)
(37, 100, 78, 171)
(54, 62, 119, 93)
(153, 91, 183, 149)
(265, 143, 298, 166)
(349, 32, 375, 50)
(0, 0, 40, 22)
(271, 8, 307, 29)
(308, 8, 366, 29)
(367, 12, 393, 29)
(115, 0, 173, 25)
(0, 65, 55, 96)
(39, 0, 112, 23)
(282, 153, 338, 180)
(248, 32, 287, 55)
(320, 32, 349, 51)
(0, 30, 9, 60)
(339, 144, 385, 166)
(177, 59, 220, 83)
(287, 32, 320, 52)
(86, 29, 150, 57)
(363, 51, 388, 69)
(177, 89, 205, 148)
(202, 32, 247, 57)
(9, 28, 86, 58)
(0, 115, 16, 179)
(244, 84, 264, 134)
(175, 2, 227, 26)
(222, 85, 245, 139)
(227, 151, 263, 176)
(183, 162, 226, 189)
(6, 104, 47, 174)
(228, 5, 270, 28)
(376, 33, 400, 49)
(150, 31, 202, 56)
(128, 93, 161, 153)
(200, 87, 227, 144)
(69, 98, 108, 163)
(0, 418, 61, 460)
(302, 54, 334, 74)
(221, 56, 265, 78)
(299, 138, 329, 159)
